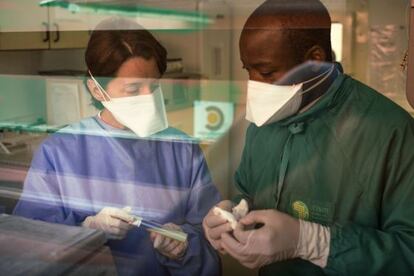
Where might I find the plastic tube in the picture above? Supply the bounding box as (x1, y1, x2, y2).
(131, 216, 188, 242)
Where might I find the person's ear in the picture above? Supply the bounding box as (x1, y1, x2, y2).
(304, 45, 327, 62)
(87, 79, 106, 102)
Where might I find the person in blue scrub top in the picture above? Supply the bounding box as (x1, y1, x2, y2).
(13, 18, 221, 276)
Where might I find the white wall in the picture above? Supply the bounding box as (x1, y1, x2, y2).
(156, 31, 201, 73)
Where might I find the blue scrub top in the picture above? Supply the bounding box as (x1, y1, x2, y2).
(13, 116, 221, 276)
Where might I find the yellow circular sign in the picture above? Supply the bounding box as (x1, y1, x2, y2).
(207, 112, 219, 124)
(292, 201, 309, 220)
(205, 106, 224, 131)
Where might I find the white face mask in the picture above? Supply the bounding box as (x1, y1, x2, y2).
(246, 81, 303, 127)
(89, 73, 168, 137)
(246, 65, 335, 126)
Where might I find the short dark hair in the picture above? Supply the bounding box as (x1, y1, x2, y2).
(85, 17, 167, 109)
(284, 28, 333, 64)
(247, 0, 333, 63)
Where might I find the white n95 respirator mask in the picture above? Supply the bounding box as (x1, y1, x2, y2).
(246, 63, 335, 127)
(89, 73, 168, 137)
(246, 81, 303, 127)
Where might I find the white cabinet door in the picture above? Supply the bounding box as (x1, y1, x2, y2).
(0, 0, 49, 49)
(0, 0, 48, 32)
(0, 1, 90, 50)
(48, 6, 90, 49)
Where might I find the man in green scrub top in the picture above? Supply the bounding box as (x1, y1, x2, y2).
(203, 0, 414, 275)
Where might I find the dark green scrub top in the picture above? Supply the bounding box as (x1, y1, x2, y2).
(235, 74, 414, 275)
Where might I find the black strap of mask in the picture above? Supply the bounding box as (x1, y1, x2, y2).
(299, 70, 337, 109)
(276, 61, 343, 111)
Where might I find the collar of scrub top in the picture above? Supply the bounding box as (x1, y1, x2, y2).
(276, 72, 347, 127)
(94, 111, 138, 138)
(96, 111, 128, 132)
(276, 61, 343, 86)
(276, 61, 343, 110)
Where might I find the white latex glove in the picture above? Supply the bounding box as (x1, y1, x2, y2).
(150, 223, 188, 260)
(220, 209, 330, 269)
(220, 209, 300, 269)
(296, 219, 330, 268)
(213, 199, 249, 230)
(202, 200, 234, 254)
(232, 199, 249, 220)
(82, 206, 135, 240)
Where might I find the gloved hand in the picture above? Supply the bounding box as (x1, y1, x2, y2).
(202, 200, 234, 254)
(82, 206, 135, 240)
(220, 209, 330, 269)
(150, 223, 188, 260)
(220, 209, 299, 269)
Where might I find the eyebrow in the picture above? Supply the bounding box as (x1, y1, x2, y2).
(122, 78, 157, 83)
(123, 79, 159, 87)
(243, 61, 279, 69)
(252, 62, 275, 67)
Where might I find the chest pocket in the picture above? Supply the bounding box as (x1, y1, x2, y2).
(286, 195, 335, 225)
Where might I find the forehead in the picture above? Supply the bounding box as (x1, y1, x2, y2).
(116, 56, 159, 79)
(239, 28, 292, 66)
(240, 28, 285, 51)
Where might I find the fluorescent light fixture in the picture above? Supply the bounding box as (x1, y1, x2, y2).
(39, 0, 212, 30)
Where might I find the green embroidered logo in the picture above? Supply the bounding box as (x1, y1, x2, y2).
(292, 201, 309, 220)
